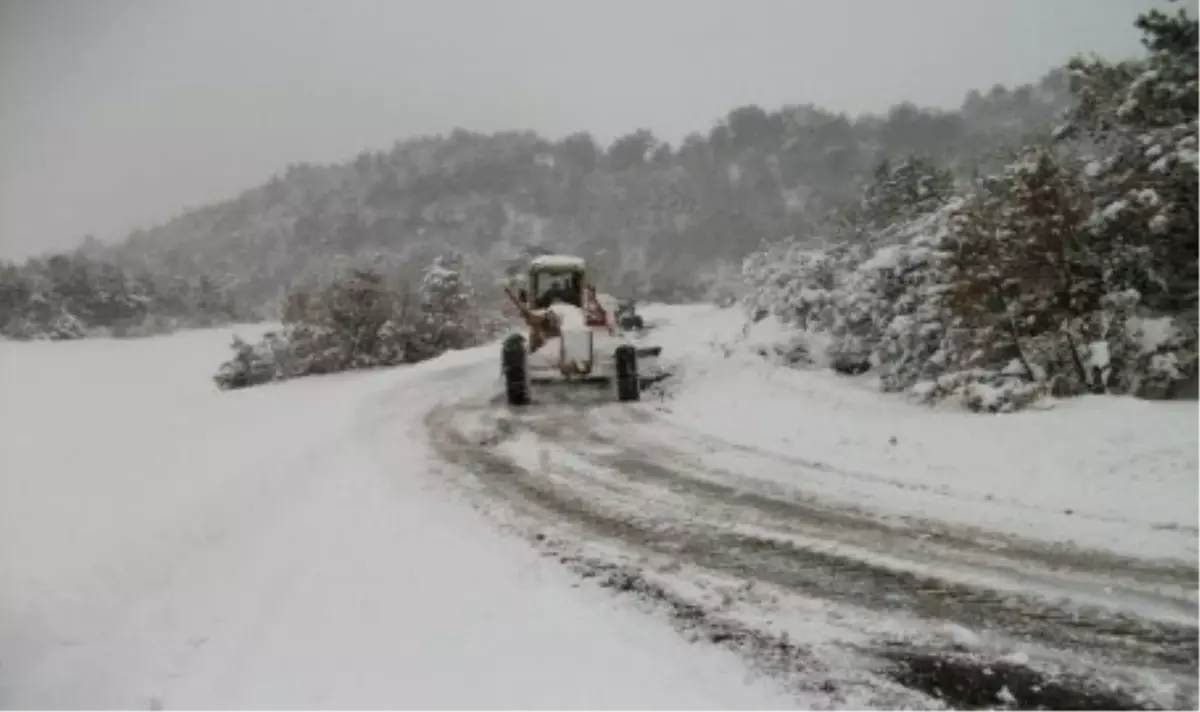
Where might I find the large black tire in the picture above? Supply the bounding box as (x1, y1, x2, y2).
(614, 344, 640, 402)
(502, 334, 530, 406)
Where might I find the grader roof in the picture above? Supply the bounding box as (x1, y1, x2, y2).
(529, 254, 586, 271)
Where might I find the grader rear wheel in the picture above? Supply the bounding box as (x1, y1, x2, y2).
(615, 344, 640, 402)
(502, 334, 530, 406)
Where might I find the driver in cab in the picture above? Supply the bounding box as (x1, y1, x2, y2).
(535, 275, 581, 309)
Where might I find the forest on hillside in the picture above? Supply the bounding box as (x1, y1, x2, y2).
(106, 66, 1070, 310)
(1, 57, 1075, 339)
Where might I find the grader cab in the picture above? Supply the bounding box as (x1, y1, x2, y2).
(504, 255, 608, 351)
(501, 255, 658, 406)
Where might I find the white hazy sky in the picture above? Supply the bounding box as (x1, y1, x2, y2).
(0, 0, 1171, 258)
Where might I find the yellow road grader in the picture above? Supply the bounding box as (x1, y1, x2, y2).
(501, 254, 661, 406)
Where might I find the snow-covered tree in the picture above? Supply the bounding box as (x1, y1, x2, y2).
(1056, 3, 1198, 395)
(411, 252, 478, 359)
(946, 150, 1092, 392)
(849, 157, 956, 234)
(213, 333, 292, 390)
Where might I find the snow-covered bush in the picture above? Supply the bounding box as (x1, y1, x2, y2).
(738, 7, 1196, 412)
(213, 333, 292, 390)
(1121, 314, 1198, 399)
(214, 254, 495, 390)
(741, 197, 961, 377)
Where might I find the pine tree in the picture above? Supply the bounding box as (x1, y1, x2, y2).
(842, 156, 955, 237)
(412, 253, 478, 359)
(1061, 4, 1198, 314)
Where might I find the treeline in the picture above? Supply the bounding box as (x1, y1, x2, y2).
(0, 248, 243, 340)
(741, 5, 1197, 411)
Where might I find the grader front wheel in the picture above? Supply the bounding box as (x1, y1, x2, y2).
(502, 334, 530, 406)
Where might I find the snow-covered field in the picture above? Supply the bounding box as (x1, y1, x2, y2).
(1, 305, 1195, 708)
(644, 305, 1199, 565)
(0, 328, 794, 709)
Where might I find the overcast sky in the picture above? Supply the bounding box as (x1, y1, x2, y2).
(0, 0, 1172, 259)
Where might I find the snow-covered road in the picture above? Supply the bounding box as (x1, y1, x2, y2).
(423, 306, 1197, 709)
(1, 306, 1196, 709)
(0, 329, 795, 709)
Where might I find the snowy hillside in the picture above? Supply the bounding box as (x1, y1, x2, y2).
(84, 75, 1072, 314)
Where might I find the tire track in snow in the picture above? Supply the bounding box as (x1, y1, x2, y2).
(583, 410, 1200, 653)
(510, 398, 1196, 628)
(426, 394, 1197, 709)
(576, 409, 1198, 615)
(610, 404, 1200, 580)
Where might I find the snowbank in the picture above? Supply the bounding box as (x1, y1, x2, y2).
(642, 304, 1199, 564)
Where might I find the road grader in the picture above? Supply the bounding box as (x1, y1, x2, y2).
(501, 254, 662, 406)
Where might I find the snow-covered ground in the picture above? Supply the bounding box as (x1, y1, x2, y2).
(643, 304, 1199, 565)
(2, 305, 1195, 708)
(0, 328, 795, 709)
